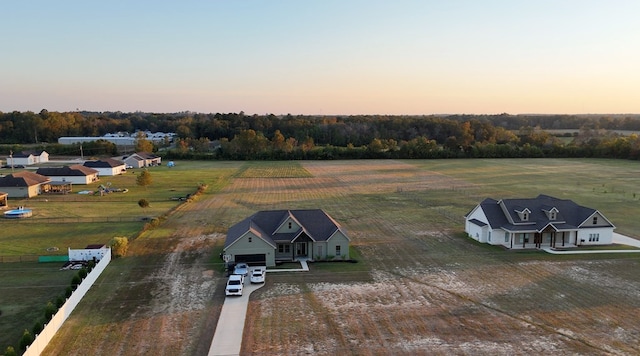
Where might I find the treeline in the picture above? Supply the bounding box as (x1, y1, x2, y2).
(2, 110, 640, 160)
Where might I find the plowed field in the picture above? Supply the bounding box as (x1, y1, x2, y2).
(44, 159, 640, 355)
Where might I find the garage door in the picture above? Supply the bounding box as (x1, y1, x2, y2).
(235, 254, 266, 266)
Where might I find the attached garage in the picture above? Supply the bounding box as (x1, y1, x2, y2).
(234, 254, 266, 266)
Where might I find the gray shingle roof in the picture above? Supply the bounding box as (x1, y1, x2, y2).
(36, 164, 98, 177)
(225, 209, 347, 249)
(83, 158, 125, 168)
(0, 171, 50, 187)
(475, 194, 612, 232)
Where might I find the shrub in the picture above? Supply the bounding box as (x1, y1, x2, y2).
(19, 330, 32, 351)
(109, 236, 129, 258)
(65, 286, 73, 298)
(78, 267, 88, 279)
(71, 275, 81, 289)
(55, 295, 65, 309)
(44, 301, 57, 321)
(4, 346, 17, 356)
(32, 319, 44, 336)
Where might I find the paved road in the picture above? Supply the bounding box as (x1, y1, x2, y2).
(543, 232, 640, 254)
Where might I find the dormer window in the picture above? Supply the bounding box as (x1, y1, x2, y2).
(550, 211, 556, 220)
(593, 216, 598, 225)
(515, 207, 530, 222)
(288, 222, 292, 229)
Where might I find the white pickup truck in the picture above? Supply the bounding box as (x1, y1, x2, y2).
(225, 274, 244, 296)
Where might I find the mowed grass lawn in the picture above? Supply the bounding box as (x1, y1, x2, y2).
(4, 158, 640, 354)
(0, 160, 242, 350)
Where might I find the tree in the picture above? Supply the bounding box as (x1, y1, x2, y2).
(109, 237, 129, 258)
(138, 198, 150, 208)
(136, 169, 152, 189)
(135, 131, 154, 152)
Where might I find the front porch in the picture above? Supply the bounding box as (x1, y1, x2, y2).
(275, 241, 310, 262)
(508, 230, 576, 249)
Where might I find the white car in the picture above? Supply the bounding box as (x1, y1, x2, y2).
(225, 274, 244, 296)
(250, 268, 265, 284)
(233, 263, 249, 277)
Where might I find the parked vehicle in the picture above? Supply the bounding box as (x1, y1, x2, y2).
(225, 274, 244, 296)
(250, 268, 265, 284)
(233, 263, 249, 277)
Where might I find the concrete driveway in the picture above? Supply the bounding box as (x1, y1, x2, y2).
(207, 260, 308, 355)
(208, 275, 264, 356)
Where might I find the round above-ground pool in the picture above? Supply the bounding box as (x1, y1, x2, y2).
(4, 207, 33, 219)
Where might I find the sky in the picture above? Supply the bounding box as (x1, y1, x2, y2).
(1, 0, 639, 115)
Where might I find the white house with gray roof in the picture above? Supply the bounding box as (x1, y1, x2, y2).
(465, 194, 615, 249)
(223, 209, 350, 266)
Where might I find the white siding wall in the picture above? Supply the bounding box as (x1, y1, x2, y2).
(577, 227, 614, 245)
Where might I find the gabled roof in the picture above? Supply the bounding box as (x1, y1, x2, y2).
(83, 158, 125, 168)
(130, 152, 159, 160)
(12, 150, 47, 158)
(224, 209, 348, 250)
(0, 171, 51, 187)
(474, 194, 613, 232)
(36, 164, 98, 177)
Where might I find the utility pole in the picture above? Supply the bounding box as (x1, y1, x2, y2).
(9, 150, 13, 172)
(80, 144, 84, 160)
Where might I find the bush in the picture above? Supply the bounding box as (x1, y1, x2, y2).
(18, 329, 32, 351)
(55, 295, 65, 308)
(44, 301, 56, 321)
(71, 275, 81, 289)
(65, 286, 73, 298)
(78, 267, 88, 279)
(4, 346, 17, 356)
(109, 236, 129, 258)
(32, 319, 44, 336)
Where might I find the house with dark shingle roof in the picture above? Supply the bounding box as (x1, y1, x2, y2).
(223, 209, 350, 266)
(36, 165, 99, 185)
(83, 158, 127, 176)
(465, 194, 615, 249)
(7, 150, 49, 166)
(0, 171, 51, 198)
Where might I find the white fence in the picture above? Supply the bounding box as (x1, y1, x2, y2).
(23, 248, 112, 356)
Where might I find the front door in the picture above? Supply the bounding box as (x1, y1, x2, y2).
(296, 242, 307, 257)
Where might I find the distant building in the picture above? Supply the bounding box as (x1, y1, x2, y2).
(83, 158, 127, 176)
(68, 244, 110, 262)
(36, 165, 99, 185)
(7, 150, 49, 166)
(0, 171, 51, 198)
(123, 152, 161, 168)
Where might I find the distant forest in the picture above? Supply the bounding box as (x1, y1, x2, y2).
(2, 110, 640, 160)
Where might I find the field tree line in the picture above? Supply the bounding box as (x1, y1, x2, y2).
(2, 110, 640, 160)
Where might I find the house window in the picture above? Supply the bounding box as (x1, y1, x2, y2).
(592, 217, 598, 225)
(248, 237, 252, 243)
(504, 232, 509, 243)
(278, 244, 291, 253)
(522, 212, 529, 221)
(488, 232, 491, 242)
(335, 245, 341, 256)
(550, 211, 556, 220)
(288, 222, 292, 229)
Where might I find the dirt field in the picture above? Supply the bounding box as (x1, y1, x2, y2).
(43, 160, 640, 355)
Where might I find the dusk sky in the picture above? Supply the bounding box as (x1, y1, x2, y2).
(2, 1, 639, 115)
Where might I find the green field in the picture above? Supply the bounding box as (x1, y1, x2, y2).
(3, 158, 640, 355)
